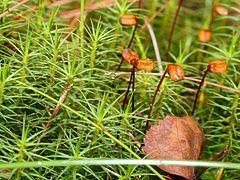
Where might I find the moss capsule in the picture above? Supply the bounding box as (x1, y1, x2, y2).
(167, 64, 185, 81)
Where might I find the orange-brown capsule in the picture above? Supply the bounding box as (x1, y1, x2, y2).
(208, 60, 227, 73)
(120, 14, 138, 26)
(167, 64, 185, 81)
(198, 29, 211, 42)
(122, 48, 139, 64)
(135, 59, 155, 71)
(214, 6, 228, 16)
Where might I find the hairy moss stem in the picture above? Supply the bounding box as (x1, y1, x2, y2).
(45, 82, 73, 129)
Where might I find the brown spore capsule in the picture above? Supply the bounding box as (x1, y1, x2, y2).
(214, 6, 228, 16)
(167, 64, 185, 81)
(120, 14, 138, 26)
(135, 59, 155, 71)
(122, 48, 139, 65)
(208, 60, 227, 74)
(198, 29, 211, 42)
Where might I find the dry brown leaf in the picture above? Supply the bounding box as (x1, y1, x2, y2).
(59, 0, 139, 19)
(143, 116, 203, 179)
(49, 0, 74, 7)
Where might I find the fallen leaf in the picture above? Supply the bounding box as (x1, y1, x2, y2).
(59, 0, 139, 19)
(143, 116, 203, 179)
